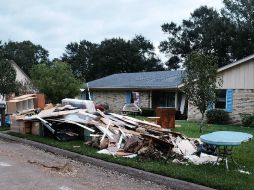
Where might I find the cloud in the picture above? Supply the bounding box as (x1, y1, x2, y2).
(0, 0, 223, 59)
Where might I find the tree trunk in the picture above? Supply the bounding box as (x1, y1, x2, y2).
(199, 113, 205, 133)
(1, 109, 5, 127)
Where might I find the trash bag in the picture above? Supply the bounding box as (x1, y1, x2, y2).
(197, 143, 217, 156)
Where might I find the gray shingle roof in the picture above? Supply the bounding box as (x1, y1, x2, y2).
(87, 70, 184, 90)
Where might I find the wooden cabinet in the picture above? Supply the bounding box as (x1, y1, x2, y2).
(6, 94, 37, 114)
(156, 107, 176, 129)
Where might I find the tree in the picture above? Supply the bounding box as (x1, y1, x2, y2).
(160, 6, 232, 69)
(62, 36, 164, 81)
(222, 0, 254, 59)
(0, 41, 49, 75)
(182, 51, 221, 133)
(31, 61, 81, 104)
(160, 1, 254, 69)
(62, 40, 97, 81)
(0, 59, 17, 99)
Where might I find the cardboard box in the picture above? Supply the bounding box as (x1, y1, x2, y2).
(19, 122, 31, 134)
(31, 122, 42, 136)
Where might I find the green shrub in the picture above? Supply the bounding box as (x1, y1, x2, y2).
(141, 108, 154, 116)
(206, 109, 229, 124)
(240, 113, 254, 127)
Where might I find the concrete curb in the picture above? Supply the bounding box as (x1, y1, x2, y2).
(0, 133, 215, 190)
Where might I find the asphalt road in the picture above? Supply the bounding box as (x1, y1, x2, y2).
(0, 139, 168, 190)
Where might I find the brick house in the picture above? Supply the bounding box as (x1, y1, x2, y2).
(188, 54, 254, 123)
(85, 54, 254, 123)
(85, 70, 186, 114)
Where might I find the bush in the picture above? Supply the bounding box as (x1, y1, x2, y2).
(240, 113, 254, 127)
(206, 109, 229, 124)
(140, 108, 154, 116)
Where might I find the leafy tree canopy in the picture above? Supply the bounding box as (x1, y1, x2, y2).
(0, 40, 49, 75)
(160, 0, 254, 69)
(62, 40, 97, 81)
(0, 60, 17, 99)
(31, 61, 81, 104)
(62, 35, 164, 81)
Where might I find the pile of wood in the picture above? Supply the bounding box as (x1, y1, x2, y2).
(22, 106, 199, 160)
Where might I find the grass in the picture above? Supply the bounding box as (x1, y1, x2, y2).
(4, 121, 254, 190)
(0, 126, 10, 131)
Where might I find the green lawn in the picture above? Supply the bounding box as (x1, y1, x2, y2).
(4, 121, 254, 190)
(0, 126, 10, 131)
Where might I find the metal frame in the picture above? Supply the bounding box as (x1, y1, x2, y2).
(215, 145, 239, 170)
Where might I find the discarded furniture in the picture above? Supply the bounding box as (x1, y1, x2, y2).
(6, 94, 45, 114)
(200, 131, 253, 170)
(122, 103, 141, 116)
(156, 107, 176, 128)
(147, 117, 160, 124)
(62, 98, 96, 113)
(11, 115, 31, 134)
(35, 94, 45, 109)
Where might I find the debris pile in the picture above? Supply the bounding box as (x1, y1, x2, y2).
(9, 97, 218, 164)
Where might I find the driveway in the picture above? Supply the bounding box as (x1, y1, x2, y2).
(0, 139, 167, 190)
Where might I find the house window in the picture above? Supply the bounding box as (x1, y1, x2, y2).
(215, 90, 226, 109)
(152, 91, 175, 108)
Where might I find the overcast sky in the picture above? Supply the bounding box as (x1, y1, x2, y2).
(1, 0, 223, 59)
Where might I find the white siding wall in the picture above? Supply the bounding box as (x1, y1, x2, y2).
(219, 60, 254, 89)
(13, 63, 31, 83)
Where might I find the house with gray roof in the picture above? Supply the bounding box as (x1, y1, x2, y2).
(86, 53, 254, 124)
(85, 70, 186, 114)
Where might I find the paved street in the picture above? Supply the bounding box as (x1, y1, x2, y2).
(0, 139, 167, 190)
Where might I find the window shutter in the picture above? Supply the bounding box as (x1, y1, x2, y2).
(125, 92, 131, 104)
(207, 101, 214, 111)
(226, 89, 233, 112)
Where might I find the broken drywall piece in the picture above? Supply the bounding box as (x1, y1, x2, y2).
(177, 139, 196, 156)
(123, 154, 137, 158)
(238, 169, 251, 175)
(97, 149, 111, 155)
(184, 153, 218, 165)
(172, 147, 182, 155)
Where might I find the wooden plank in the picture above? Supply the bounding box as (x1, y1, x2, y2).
(107, 115, 137, 129)
(119, 114, 161, 128)
(62, 119, 95, 132)
(100, 120, 111, 142)
(90, 120, 114, 139)
(109, 113, 139, 126)
(27, 109, 85, 119)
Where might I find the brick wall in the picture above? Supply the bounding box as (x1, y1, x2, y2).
(187, 89, 254, 123)
(92, 90, 150, 113)
(229, 89, 254, 123)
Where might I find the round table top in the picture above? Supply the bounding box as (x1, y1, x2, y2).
(200, 131, 253, 146)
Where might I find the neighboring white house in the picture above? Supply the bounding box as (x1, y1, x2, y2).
(11, 61, 32, 84)
(188, 54, 254, 123)
(0, 61, 33, 100)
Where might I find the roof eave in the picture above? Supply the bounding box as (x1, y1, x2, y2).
(88, 86, 179, 90)
(218, 54, 254, 72)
